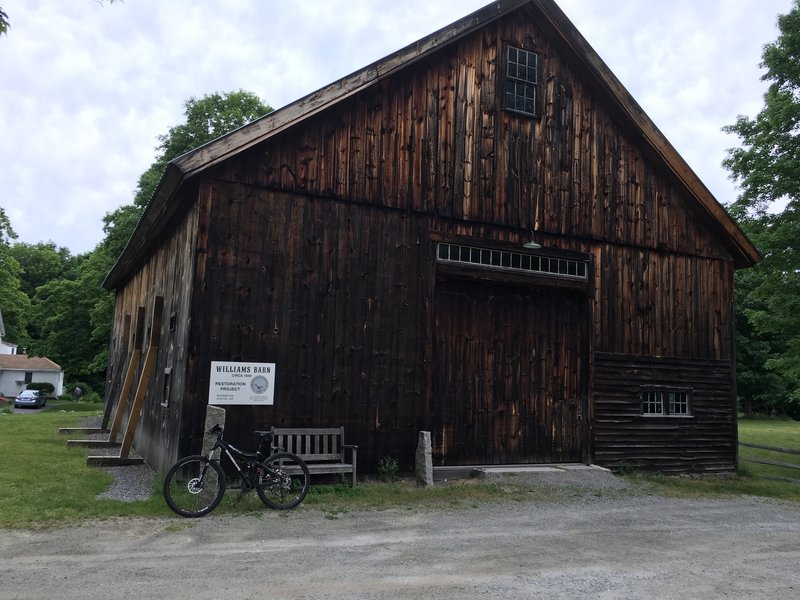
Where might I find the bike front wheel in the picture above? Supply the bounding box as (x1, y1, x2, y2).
(256, 452, 310, 509)
(163, 455, 226, 517)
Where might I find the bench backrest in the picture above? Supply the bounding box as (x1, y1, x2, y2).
(270, 427, 346, 462)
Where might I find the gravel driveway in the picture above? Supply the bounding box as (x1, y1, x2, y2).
(2, 477, 799, 600)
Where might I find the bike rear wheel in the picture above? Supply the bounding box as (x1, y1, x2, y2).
(163, 455, 226, 517)
(256, 452, 310, 509)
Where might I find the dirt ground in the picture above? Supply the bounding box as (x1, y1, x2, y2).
(1, 484, 799, 600)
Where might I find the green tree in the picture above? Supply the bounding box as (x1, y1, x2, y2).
(133, 90, 273, 207)
(105, 90, 273, 255)
(724, 0, 800, 416)
(29, 278, 95, 377)
(31, 91, 273, 385)
(0, 207, 30, 345)
(9, 241, 74, 297)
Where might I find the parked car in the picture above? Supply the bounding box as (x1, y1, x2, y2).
(14, 390, 48, 409)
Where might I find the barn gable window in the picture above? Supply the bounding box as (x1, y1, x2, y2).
(437, 242, 587, 281)
(641, 388, 692, 417)
(506, 46, 539, 116)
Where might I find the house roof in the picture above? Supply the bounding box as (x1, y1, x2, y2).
(0, 355, 61, 371)
(103, 0, 761, 289)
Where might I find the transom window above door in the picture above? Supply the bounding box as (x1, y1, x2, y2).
(437, 242, 588, 280)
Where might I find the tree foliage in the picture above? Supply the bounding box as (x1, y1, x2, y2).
(0, 245, 30, 346)
(0, 207, 30, 345)
(9, 242, 75, 297)
(21, 91, 272, 388)
(132, 90, 272, 207)
(724, 0, 800, 417)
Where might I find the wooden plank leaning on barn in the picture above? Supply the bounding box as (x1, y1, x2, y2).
(87, 297, 163, 466)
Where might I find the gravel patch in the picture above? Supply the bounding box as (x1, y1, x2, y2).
(4, 494, 799, 599)
(477, 466, 634, 491)
(74, 416, 634, 502)
(77, 415, 157, 502)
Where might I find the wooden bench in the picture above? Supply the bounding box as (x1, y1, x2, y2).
(270, 427, 358, 486)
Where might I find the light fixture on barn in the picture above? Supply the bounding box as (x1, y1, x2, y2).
(522, 229, 542, 250)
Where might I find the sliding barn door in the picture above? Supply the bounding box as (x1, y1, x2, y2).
(432, 279, 585, 465)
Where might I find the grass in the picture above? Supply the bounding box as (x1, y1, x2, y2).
(0, 402, 170, 527)
(738, 417, 800, 486)
(631, 417, 800, 502)
(1, 405, 798, 528)
(0, 403, 571, 528)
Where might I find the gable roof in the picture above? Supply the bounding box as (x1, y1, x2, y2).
(104, 0, 761, 289)
(0, 355, 61, 371)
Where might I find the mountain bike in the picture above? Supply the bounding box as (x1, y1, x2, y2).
(163, 424, 310, 518)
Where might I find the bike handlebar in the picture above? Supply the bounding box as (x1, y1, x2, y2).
(206, 424, 272, 440)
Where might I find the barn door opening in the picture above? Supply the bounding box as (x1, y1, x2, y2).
(432, 278, 585, 465)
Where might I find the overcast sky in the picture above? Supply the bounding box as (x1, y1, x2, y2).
(0, 0, 792, 255)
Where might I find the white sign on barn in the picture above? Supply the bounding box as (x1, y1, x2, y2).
(208, 361, 275, 405)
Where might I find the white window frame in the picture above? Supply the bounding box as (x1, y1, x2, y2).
(506, 45, 539, 116)
(641, 388, 692, 418)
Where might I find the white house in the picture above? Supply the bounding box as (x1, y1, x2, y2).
(0, 310, 19, 355)
(0, 355, 64, 398)
(0, 310, 64, 397)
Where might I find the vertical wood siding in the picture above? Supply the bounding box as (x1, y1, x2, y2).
(106, 200, 198, 473)
(226, 16, 729, 263)
(432, 279, 585, 465)
(182, 183, 432, 467)
(111, 6, 739, 471)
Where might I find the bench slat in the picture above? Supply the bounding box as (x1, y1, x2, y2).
(269, 426, 356, 486)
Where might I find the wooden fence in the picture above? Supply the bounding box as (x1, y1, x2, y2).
(739, 442, 800, 484)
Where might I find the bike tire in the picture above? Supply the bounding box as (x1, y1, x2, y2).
(163, 455, 226, 518)
(256, 452, 310, 510)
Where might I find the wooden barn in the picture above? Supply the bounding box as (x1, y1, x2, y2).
(102, 0, 760, 475)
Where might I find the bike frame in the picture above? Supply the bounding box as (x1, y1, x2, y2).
(206, 428, 272, 483)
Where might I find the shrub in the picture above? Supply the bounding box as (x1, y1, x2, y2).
(377, 455, 400, 482)
(26, 382, 55, 393)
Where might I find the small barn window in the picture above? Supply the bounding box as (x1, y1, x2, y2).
(506, 46, 539, 116)
(161, 367, 172, 407)
(641, 389, 692, 417)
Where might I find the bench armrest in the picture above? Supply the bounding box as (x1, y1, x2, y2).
(343, 444, 358, 486)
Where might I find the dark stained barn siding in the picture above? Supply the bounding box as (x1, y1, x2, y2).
(432, 279, 587, 465)
(180, 182, 433, 467)
(191, 14, 738, 468)
(223, 17, 730, 265)
(593, 353, 736, 472)
(105, 199, 199, 473)
(102, 1, 756, 474)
